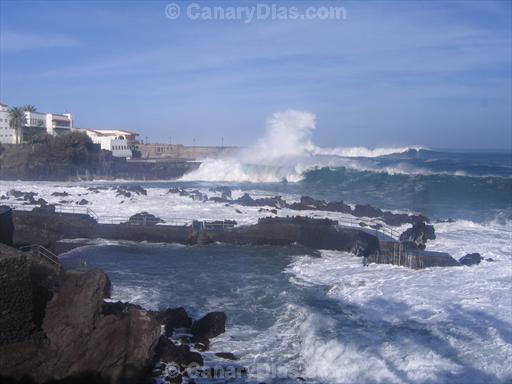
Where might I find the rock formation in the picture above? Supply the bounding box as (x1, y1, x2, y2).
(0, 250, 161, 384)
(399, 221, 436, 250)
(459, 252, 483, 266)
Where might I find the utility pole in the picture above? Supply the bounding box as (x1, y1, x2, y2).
(221, 136, 224, 148)
(169, 136, 172, 145)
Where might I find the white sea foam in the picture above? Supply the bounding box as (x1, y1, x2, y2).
(182, 110, 426, 182)
(286, 219, 512, 383)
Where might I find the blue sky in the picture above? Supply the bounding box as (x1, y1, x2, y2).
(0, 0, 511, 149)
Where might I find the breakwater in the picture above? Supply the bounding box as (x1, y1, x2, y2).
(9, 205, 460, 269)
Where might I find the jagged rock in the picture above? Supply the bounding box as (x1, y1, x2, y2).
(459, 253, 482, 266)
(155, 336, 203, 368)
(0, 268, 161, 384)
(125, 186, 147, 196)
(76, 199, 89, 205)
(209, 186, 232, 199)
(235, 193, 286, 208)
(127, 212, 164, 226)
(352, 204, 383, 218)
(215, 352, 238, 360)
(258, 208, 278, 215)
(209, 196, 229, 203)
(191, 312, 226, 343)
(399, 222, 436, 250)
(154, 308, 192, 337)
(51, 191, 70, 197)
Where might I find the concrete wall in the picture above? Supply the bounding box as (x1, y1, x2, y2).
(138, 143, 240, 160)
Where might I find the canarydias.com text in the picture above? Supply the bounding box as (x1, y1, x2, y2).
(165, 3, 347, 23)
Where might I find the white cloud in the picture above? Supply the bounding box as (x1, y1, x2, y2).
(0, 31, 77, 53)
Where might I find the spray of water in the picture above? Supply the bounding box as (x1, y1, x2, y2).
(181, 110, 422, 183)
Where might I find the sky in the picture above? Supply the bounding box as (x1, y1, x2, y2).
(0, 0, 511, 149)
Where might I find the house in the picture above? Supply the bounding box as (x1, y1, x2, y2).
(79, 129, 139, 158)
(0, 102, 73, 144)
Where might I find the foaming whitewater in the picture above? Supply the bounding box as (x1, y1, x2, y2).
(181, 110, 425, 182)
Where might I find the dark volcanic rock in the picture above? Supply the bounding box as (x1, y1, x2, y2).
(0, 267, 161, 384)
(51, 191, 70, 197)
(125, 185, 147, 196)
(155, 336, 203, 368)
(209, 186, 232, 199)
(191, 312, 226, 343)
(352, 204, 383, 218)
(399, 222, 436, 250)
(459, 253, 482, 266)
(381, 211, 420, 226)
(215, 352, 238, 360)
(127, 212, 164, 226)
(235, 193, 286, 208)
(154, 307, 192, 337)
(0, 206, 14, 246)
(76, 199, 89, 205)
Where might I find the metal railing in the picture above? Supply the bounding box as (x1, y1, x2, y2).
(334, 213, 400, 241)
(5, 201, 399, 239)
(19, 244, 60, 266)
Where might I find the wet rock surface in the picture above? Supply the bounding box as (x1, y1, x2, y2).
(127, 212, 164, 225)
(459, 252, 483, 266)
(399, 222, 436, 250)
(0, 266, 160, 384)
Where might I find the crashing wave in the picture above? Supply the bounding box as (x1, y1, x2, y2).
(181, 110, 426, 182)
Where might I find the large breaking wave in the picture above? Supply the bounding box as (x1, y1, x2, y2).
(181, 110, 428, 183)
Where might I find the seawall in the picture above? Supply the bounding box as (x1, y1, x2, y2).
(9, 208, 460, 268)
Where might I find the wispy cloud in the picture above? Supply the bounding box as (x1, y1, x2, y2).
(0, 31, 77, 53)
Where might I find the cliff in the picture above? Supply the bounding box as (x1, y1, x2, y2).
(0, 134, 199, 181)
(0, 245, 161, 384)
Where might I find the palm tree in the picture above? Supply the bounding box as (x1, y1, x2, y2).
(23, 104, 37, 113)
(8, 107, 26, 144)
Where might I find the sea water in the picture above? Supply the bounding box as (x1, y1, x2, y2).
(0, 111, 510, 383)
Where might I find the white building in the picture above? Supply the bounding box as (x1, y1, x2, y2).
(80, 129, 137, 158)
(0, 102, 73, 144)
(0, 103, 16, 144)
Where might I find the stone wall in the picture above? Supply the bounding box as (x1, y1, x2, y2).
(137, 143, 240, 160)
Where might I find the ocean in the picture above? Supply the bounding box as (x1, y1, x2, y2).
(1, 144, 511, 383)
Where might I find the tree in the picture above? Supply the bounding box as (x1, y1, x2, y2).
(23, 104, 37, 113)
(8, 107, 26, 144)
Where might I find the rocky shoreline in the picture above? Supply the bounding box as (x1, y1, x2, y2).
(0, 244, 241, 384)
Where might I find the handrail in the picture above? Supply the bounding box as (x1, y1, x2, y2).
(5, 202, 400, 239)
(20, 244, 60, 266)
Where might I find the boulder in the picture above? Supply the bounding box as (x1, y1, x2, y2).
(154, 307, 192, 337)
(191, 312, 226, 343)
(459, 253, 482, 266)
(399, 222, 436, 250)
(76, 199, 89, 205)
(127, 212, 164, 226)
(215, 352, 238, 360)
(51, 191, 70, 197)
(0, 268, 161, 384)
(155, 336, 203, 368)
(352, 204, 383, 218)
